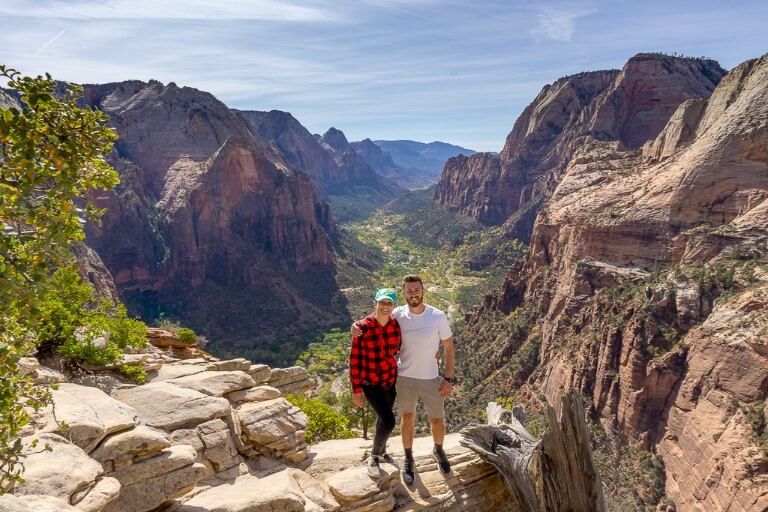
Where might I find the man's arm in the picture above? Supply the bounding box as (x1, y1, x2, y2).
(442, 337, 455, 379)
(439, 337, 455, 397)
(350, 320, 363, 337)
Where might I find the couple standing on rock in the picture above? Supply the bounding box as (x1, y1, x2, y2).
(349, 275, 455, 485)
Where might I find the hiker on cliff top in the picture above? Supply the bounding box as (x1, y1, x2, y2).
(352, 275, 455, 485)
(349, 287, 402, 478)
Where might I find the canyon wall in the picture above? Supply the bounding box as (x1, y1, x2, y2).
(435, 53, 726, 241)
(456, 53, 768, 510)
(82, 81, 346, 347)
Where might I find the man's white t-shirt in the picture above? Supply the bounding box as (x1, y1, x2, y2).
(393, 304, 452, 379)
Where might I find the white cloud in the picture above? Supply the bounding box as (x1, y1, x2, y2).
(530, 8, 584, 42)
(0, 0, 340, 22)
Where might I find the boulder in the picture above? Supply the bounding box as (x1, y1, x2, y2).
(17, 357, 39, 377)
(112, 381, 230, 429)
(90, 425, 171, 471)
(197, 418, 239, 472)
(13, 434, 103, 502)
(34, 383, 137, 452)
(167, 370, 255, 396)
(226, 385, 281, 404)
(33, 366, 67, 385)
(237, 398, 308, 462)
(247, 364, 271, 384)
(145, 327, 180, 348)
(71, 477, 120, 512)
(326, 464, 398, 511)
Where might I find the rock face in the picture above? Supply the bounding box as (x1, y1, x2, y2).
(373, 139, 477, 189)
(81, 80, 347, 345)
(239, 110, 344, 185)
(458, 53, 768, 510)
(8, 351, 515, 512)
(435, 53, 726, 241)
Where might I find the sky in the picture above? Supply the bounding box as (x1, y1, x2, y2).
(0, 1, 766, 151)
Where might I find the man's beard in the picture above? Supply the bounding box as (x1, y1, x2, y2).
(407, 296, 423, 307)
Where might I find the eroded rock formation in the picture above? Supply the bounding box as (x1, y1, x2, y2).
(435, 53, 726, 241)
(7, 343, 514, 512)
(80, 81, 346, 345)
(458, 53, 768, 510)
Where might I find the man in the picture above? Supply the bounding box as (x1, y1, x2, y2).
(353, 275, 455, 485)
(349, 288, 401, 478)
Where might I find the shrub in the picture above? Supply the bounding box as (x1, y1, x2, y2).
(38, 266, 146, 367)
(286, 393, 356, 443)
(177, 328, 197, 346)
(0, 66, 119, 491)
(119, 364, 147, 384)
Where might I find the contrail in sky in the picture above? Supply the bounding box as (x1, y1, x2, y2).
(36, 28, 67, 54)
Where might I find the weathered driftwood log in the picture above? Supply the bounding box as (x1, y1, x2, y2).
(460, 392, 604, 512)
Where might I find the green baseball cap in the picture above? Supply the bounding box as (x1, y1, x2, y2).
(374, 288, 397, 304)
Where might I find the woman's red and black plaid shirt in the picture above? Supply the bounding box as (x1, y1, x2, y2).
(349, 314, 401, 393)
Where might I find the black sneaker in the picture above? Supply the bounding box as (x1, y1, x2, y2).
(432, 446, 451, 475)
(379, 452, 396, 465)
(403, 456, 415, 485)
(367, 454, 381, 478)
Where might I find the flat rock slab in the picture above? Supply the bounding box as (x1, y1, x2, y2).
(90, 425, 171, 467)
(109, 445, 198, 486)
(103, 462, 207, 512)
(176, 469, 308, 512)
(113, 381, 230, 430)
(35, 383, 137, 452)
(326, 463, 399, 503)
(226, 385, 281, 403)
(0, 494, 78, 511)
(14, 433, 103, 501)
(167, 370, 255, 396)
(147, 364, 206, 382)
(206, 358, 252, 372)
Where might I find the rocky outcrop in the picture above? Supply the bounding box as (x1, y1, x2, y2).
(458, 53, 768, 510)
(81, 80, 346, 346)
(435, 54, 726, 241)
(7, 347, 515, 512)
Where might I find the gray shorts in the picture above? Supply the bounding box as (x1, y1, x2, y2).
(396, 376, 445, 419)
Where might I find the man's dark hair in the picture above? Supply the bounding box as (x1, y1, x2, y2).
(402, 275, 423, 288)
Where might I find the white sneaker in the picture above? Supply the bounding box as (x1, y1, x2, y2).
(367, 455, 381, 478)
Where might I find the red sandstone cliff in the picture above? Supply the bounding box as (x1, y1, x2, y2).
(458, 53, 768, 510)
(82, 81, 345, 345)
(435, 54, 726, 241)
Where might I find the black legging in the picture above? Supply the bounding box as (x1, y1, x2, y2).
(362, 383, 397, 456)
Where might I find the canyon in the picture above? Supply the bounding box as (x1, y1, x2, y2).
(449, 53, 768, 510)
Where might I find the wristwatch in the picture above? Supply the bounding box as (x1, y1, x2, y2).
(443, 376, 455, 384)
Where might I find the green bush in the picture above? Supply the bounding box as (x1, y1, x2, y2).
(177, 328, 197, 346)
(286, 393, 356, 443)
(119, 364, 147, 384)
(39, 266, 146, 367)
(0, 65, 119, 491)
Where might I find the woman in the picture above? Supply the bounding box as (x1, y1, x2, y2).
(349, 287, 401, 478)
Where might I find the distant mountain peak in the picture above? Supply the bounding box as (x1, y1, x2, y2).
(320, 127, 349, 153)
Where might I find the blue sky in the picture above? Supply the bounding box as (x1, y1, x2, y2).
(0, 1, 766, 151)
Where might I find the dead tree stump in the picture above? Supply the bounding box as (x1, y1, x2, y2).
(460, 392, 604, 512)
